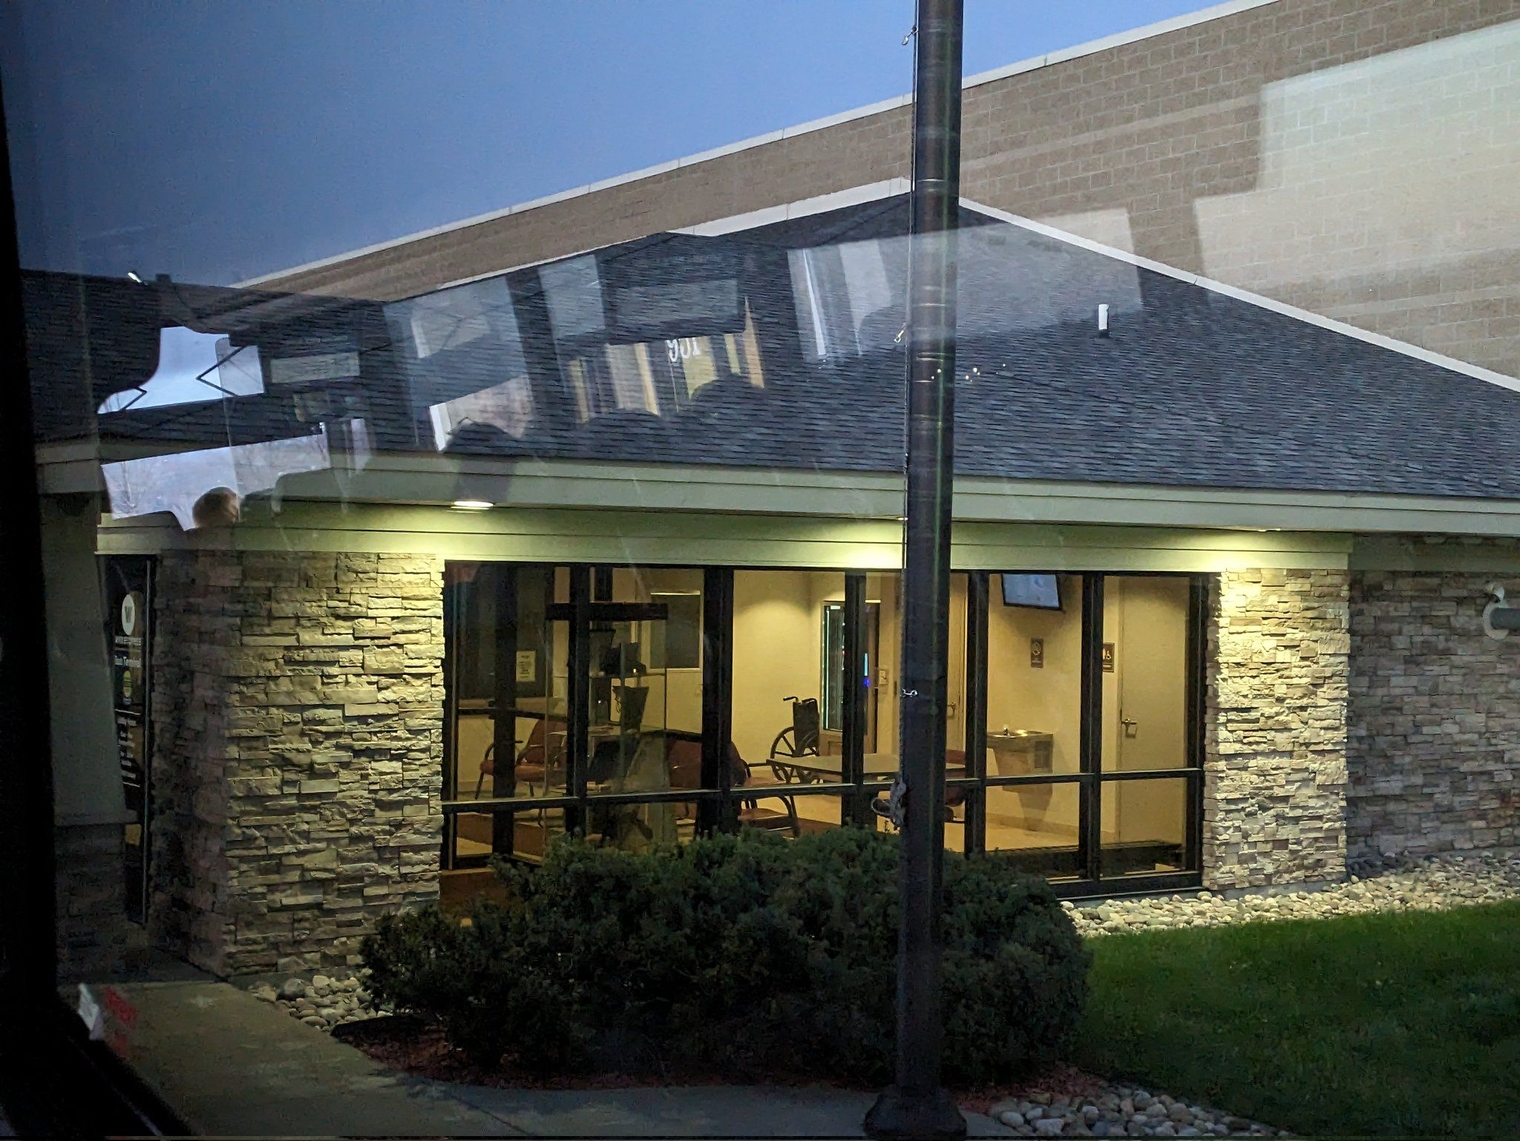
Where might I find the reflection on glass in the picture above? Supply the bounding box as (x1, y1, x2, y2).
(953, 220, 1142, 342)
(428, 375, 534, 449)
(985, 783, 1082, 880)
(578, 567, 706, 851)
(556, 314, 765, 423)
(1100, 576, 1189, 772)
(788, 237, 906, 360)
(98, 326, 264, 414)
(100, 429, 332, 529)
(985, 572, 1082, 776)
(385, 276, 532, 446)
(540, 239, 762, 425)
(1101, 779, 1187, 877)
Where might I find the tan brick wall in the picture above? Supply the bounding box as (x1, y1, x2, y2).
(263, 0, 1520, 382)
(1204, 568, 1350, 888)
(149, 551, 444, 976)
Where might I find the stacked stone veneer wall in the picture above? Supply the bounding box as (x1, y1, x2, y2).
(55, 823, 152, 983)
(1204, 569, 1351, 889)
(150, 550, 444, 976)
(1348, 570, 1520, 861)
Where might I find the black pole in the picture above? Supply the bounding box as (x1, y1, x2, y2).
(864, 0, 966, 1137)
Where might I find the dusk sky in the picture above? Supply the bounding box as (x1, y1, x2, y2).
(3, 1, 1214, 286)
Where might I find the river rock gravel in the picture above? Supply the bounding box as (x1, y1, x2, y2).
(246, 970, 384, 1033)
(1061, 850, 1520, 939)
(988, 1087, 1285, 1138)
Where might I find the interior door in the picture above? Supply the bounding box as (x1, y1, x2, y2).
(1114, 578, 1188, 773)
(1102, 575, 1189, 875)
(821, 600, 879, 752)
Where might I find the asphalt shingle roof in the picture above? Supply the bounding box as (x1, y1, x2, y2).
(25, 195, 1520, 502)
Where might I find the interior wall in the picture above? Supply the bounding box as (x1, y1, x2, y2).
(986, 572, 1084, 835)
(946, 575, 968, 753)
(987, 574, 1083, 772)
(611, 566, 704, 734)
(1101, 582, 1120, 835)
(732, 570, 832, 765)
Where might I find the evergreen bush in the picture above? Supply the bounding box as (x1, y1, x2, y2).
(360, 828, 1089, 1085)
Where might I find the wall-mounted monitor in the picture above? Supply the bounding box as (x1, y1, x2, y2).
(1001, 573, 1062, 611)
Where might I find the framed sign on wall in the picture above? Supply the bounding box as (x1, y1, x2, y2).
(103, 555, 155, 924)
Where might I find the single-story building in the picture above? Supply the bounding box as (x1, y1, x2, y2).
(29, 186, 1520, 977)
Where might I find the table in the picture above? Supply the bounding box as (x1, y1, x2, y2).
(772, 752, 967, 781)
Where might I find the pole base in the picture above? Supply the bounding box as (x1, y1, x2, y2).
(863, 1085, 967, 1140)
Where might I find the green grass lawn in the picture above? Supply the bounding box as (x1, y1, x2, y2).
(1072, 900, 1520, 1138)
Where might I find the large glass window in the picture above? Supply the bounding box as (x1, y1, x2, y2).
(981, 573, 1085, 875)
(443, 562, 570, 896)
(319, 561, 1211, 911)
(976, 572, 1200, 888)
(443, 562, 714, 902)
(582, 566, 708, 850)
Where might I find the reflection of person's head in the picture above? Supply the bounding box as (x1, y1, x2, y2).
(191, 486, 241, 528)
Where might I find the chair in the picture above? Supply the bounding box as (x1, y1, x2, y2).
(943, 749, 968, 823)
(666, 738, 799, 837)
(734, 745, 801, 836)
(475, 717, 561, 798)
(667, 738, 705, 829)
(614, 684, 649, 731)
(768, 696, 821, 783)
(870, 749, 972, 829)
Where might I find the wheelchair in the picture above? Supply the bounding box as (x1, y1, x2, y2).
(768, 695, 820, 784)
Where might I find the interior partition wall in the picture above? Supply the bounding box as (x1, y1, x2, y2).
(441, 561, 1205, 900)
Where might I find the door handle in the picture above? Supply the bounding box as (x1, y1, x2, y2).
(1121, 718, 1138, 738)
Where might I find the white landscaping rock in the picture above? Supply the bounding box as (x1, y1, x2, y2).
(1066, 851, 1520, 940)
(258, 969, 387, 1035)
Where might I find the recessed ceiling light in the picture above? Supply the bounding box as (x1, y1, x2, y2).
(452, 499, 493, 511)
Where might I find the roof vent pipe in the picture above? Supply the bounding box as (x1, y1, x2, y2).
(1097, 304, 1110, 337)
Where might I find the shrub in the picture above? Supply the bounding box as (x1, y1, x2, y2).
(361, 828, 1089, 1085)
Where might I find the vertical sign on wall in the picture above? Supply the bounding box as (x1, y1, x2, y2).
(104, 556, 154, 923)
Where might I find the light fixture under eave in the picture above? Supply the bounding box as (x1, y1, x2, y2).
(452, 499, 494, 511)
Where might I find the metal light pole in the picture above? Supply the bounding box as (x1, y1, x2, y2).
(864, 0, 966, 1137)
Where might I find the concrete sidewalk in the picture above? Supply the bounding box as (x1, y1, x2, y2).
(87, 980, 1013, 1138)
